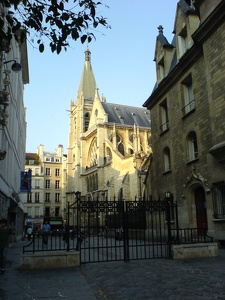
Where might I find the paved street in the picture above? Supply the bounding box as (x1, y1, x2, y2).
(1, 240, 225, 300)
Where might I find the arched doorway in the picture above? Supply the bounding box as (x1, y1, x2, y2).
(195, 187, 208, 234)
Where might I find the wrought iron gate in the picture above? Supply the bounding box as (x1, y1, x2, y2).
(72, 198, 178, 264)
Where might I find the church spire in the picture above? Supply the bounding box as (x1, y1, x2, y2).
(77, 47, 97, 103)
(85, 47, 91, 61)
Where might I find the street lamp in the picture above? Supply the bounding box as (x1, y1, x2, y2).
(75, 191, 81, 201)
(4, 60, 22, 73)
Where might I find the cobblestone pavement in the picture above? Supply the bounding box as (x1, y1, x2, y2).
(80, 251, 225, 300)
(1, 240, 225, 300)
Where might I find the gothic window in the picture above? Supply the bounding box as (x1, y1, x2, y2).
(84, 112, 90, 131)
(88, 138, 98, 167)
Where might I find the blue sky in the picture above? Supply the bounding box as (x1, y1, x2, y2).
(24, 0, 178, 153)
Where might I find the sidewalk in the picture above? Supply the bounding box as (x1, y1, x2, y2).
(1, 240, 225, 300)
(0, 240, 99, 300)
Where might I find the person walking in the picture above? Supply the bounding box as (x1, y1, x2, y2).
(42, 221, 51, 248)
(0, 218, 14, 274)
(27, 226, 33, 241)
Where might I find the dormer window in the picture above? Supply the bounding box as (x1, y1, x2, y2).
(158, 57, 165, 81)
(178, 26, 188, 57)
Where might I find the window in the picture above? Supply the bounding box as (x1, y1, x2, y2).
(55, 158, 60, 162)
(35, 179, 40, 189)
(29, 160, 35, 165)
(160, 100, 169, 133)
(163, 147, 171, 172)
(88, 138, 98, 167)
(45, 180, 50, 189)
(84, 112, 90, 131)
(35, 207, 39, 217)
(55, 180, 60, 189)
(45, 193, 50, 202)
(178, 26, 188, 57)
(212, 183, 225, 219)
(46, 157, 50, 162)
(35, 168, 39, 175)
(187, 131, 198, 161)
(55, 193, 60, 202)
(55, 207, 60, 217)
(158, 57, 165, 81)
(27, 193, 32, 203)
(182, 75, 195, 116)
(45, 207, 50, 217)
(35, 192, 40, 203)
(55, 169, 60, 176)
(27, 207, 32, 217)
(46, 168, 50, 176)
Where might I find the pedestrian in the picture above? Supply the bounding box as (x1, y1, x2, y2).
(42, 221, 51, 248)
(0, 218, 14, 274)
(27, 226, 32, 241)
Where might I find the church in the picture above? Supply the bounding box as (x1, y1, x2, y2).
(67, 48, 152, 201)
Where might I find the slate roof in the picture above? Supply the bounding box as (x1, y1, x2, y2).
(101, 102, 151, 129)
(178, 0, 197, 15)
(157, 32, 174, 48)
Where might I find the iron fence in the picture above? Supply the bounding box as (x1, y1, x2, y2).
(23, 198, 213, 264)
(23, 232, 78, 253)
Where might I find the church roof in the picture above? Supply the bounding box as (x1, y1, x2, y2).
(78, 47, 96, 101)
(101, 102, 151, 129)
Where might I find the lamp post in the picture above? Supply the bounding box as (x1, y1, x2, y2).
(66, 191, 81, 251)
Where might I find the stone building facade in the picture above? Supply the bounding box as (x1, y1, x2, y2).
(143, 0, 225, 242)
(67, 48, 152, 201)
(23, 145, 67, 231)
(0, 10, 29, 239)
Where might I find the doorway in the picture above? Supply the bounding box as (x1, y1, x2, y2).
(195, 187, 208, 234)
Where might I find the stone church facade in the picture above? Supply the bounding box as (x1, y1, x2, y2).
(144, 0, 225, 242)
(67, 48, 151, 201)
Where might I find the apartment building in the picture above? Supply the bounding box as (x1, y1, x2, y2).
(24, 145, 67, 231)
